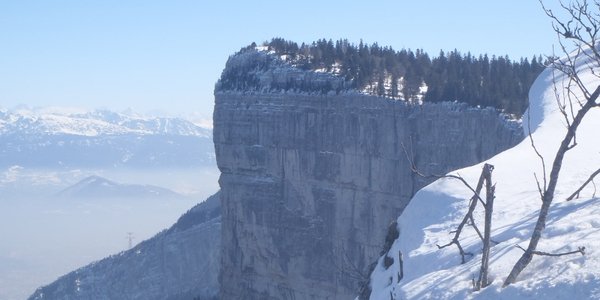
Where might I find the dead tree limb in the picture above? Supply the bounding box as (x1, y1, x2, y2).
(527, 106, 547, 199)
(334, 246, 369, 284)
(567, 167, 600, 200)
(397, 251, 404, 283)
(435, 197, 477, 264)
(469, 215, 500, 245)
(476, 165, 495, 290)
(403, 142, 499, 268)
(516, 245, 585, 257)
(434, 164, 497, 267)
(469, 215, 485, 242)
(402, 142, 486, 206)
(435, 165, 488, 264)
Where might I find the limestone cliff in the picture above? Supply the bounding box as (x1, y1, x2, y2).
(214, 49, 524, 299)
(28, 192, 221, 300)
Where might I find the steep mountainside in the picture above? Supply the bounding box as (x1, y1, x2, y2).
(28, 192, 221, 300)
(368, 49, 600, 299)
(214, 48, 524, 299)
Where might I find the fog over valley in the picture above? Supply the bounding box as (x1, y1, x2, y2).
(0, 107, 219, 300)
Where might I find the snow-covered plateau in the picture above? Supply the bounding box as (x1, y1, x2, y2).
(369, 52, 600, 298)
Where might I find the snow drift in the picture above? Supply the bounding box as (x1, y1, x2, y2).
(369, 51, 600, 299)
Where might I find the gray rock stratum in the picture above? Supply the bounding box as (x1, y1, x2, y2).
(214, 49, 524, 299)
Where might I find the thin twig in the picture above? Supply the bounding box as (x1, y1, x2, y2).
(469, 210, 499, 245)
(527, 108, 547, 198)
(402, 142, 487, 205)
(435, 165, 494, 264)
(403, 142, 494, 264)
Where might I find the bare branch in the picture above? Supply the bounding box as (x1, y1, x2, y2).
(402, 142, 487, 205)
(534, 172, 545, 200)
(527, 108, 547, 197)
(468, 216, 484, 241)
(589, 84, 600, 102)
(516, 244, 585, 257)
(335, 246, 369, 283)
(435, 164, 495, 266)
(435, 195, 478, 264)
(566, 167, 600, 200)
(551, 66, 573, 128)
(467, 216, 501, 245)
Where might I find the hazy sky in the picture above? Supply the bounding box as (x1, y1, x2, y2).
(0, 1, 564, 117)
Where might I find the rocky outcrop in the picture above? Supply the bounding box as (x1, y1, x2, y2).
(28, 192, 221, 300)
(214, 50, 523, 300)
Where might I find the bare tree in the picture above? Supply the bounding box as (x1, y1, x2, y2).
(503, 0, 600, 287)
(403, 142, 497, 290)
(475, 164, 495, 290)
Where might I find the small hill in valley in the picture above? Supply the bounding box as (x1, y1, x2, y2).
(56, 175, 183, 199)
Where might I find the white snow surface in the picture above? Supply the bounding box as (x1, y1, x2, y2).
(370, 51, 600, 299)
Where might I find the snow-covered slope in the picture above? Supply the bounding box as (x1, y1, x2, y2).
(369, 52, 600, 299)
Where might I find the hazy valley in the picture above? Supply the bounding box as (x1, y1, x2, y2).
(0, 107, 219, 300)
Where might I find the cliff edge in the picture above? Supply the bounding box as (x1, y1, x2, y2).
(214, 48, 524, 299)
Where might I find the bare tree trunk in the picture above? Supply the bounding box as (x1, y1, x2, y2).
(397, 251, 404, 283)
(476, 164, 495, 290)
(504, 87, 600, 287)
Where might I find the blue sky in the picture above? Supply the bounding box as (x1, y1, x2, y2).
(0, 1, 564, 117)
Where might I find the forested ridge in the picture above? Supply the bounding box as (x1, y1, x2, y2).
(226, 38, 545, 117)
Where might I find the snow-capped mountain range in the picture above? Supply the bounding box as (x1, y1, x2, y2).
(0, 107, 215, 169)
(0, 107, 211, 137)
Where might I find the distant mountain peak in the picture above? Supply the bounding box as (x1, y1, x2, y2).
(72, 175, 117, 188)
(57, 175, 183, 200)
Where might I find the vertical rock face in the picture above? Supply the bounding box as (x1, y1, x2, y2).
(214, 89, 523, 299)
